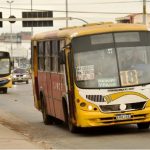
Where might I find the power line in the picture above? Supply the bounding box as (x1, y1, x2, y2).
(3, 1, 143, 5)
(93, 1, 142, 4)
(0, 1, 144, 6)
(0, 6, 141, 15)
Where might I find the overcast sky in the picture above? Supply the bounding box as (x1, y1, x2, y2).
(0, 0, 149, 34)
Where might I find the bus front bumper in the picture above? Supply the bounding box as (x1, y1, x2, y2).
(76, 107, 150, 128)
(0, 78, 12, 88)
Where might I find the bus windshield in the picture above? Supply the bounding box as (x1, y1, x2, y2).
(72, 31, 150, 88)
(0, 58, 10, 75)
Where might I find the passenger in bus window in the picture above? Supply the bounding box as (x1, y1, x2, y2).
(122, 50, 145, 70)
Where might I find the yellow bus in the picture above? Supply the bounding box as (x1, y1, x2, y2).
(31, 22, 150, 132)
(0, 51, 12, 93)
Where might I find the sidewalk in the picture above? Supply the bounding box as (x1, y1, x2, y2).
(0, 124, 41, 149)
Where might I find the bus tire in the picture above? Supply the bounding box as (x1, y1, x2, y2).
(3, 88, 7, 94)
(137, 122, 150, 129)
(63, 99, 78, 133)
(26, 80, 29, 84)
(62, 99, 68, 125)
(68, 118, 78, 133)
(41, 96, 53, 125)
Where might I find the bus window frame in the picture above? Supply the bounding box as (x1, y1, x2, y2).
(51, 40, 58, 73)
(72, 31, 150, 89)
(45, 41, 51, 72)
(0, 52, 11, 77)
(58, 39, 65, 73)
(37, 38, 66, 74)
(38, 41, 45, 71)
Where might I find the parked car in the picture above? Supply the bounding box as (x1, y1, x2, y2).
(12, 68, 30, 84)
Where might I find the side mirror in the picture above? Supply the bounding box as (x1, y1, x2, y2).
(10, 61, 13, 66)
(10, 61, 14, 69)
(59, 51, 65, 64)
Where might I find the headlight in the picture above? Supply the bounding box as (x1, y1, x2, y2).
(88, 105, 93, 111)
(23, 75, 27, 77)
(13, 75, 16, 78)
(76, 99, 99, 112)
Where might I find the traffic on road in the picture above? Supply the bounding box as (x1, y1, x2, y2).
(0, 80, 150, 149)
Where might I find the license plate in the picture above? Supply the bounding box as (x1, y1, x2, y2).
(116, 114, 131, 120)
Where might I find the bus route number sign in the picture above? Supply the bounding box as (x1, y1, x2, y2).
(76, 65, 95, 81)
(120, 70, 138, 86)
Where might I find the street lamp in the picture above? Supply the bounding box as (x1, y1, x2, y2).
(6, 0, 14, 58)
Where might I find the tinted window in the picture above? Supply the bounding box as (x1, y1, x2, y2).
(51, 40, 58, 72)
(45, 41, 51, 71)
(13, 68, 27, 73)
(38, 42, 45, 71)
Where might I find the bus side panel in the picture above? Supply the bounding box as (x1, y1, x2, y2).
(51, 73, 65, 121)
(46, 72, 55, 117)
(38, 71, 50, 112)
(32, 45, 41, 110)
(60, 74, 67, 98)
(38, 71, 45, 92)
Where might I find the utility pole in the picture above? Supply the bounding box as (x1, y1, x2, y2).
(31, 0, 33, 35)
(143, 0, 146, 25)
(6, 0, 14, 58)
(66, 0, 68, 27)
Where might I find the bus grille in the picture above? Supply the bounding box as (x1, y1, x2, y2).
(99, 114, 146, 124)
(100, 102, 146, 112)
(16, 75, 23, 77)
(86, 95, 105, 102)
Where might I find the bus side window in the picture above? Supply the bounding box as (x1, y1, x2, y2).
(38, 41, 45, 71)
(58, 40, 65, 73)
(45, 41, 51, 71)
(51, 40, 58, 72)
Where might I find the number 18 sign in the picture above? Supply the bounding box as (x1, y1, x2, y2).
(120, 70, 138, 86)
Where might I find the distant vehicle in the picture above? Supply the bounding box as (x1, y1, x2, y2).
(12, 68, 29, 84)
(0, 51, 12, 93)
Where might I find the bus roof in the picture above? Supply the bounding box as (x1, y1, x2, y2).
(32, 23, 148, 41)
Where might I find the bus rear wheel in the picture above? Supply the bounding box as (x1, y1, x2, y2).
(137, 122, 150, 129)
(41, 97, 53, 125)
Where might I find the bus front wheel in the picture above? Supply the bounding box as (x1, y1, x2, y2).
(63, 99, 78, 133)
(68, 118, 78, 133)
(137, 122, 150, 129)
(41, 97, 53, 125)
(3, 88, 7, 94)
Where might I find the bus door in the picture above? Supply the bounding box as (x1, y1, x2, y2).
(50, 40, 66, 121)
(44, 41, 55, 117)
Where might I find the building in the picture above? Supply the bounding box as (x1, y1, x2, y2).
(116, 13, 150, 27)
(0, 32, 31, 42)
(0, 32, 31, 68)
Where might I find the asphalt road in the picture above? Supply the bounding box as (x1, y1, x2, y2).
(0, 81, 150, 149)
